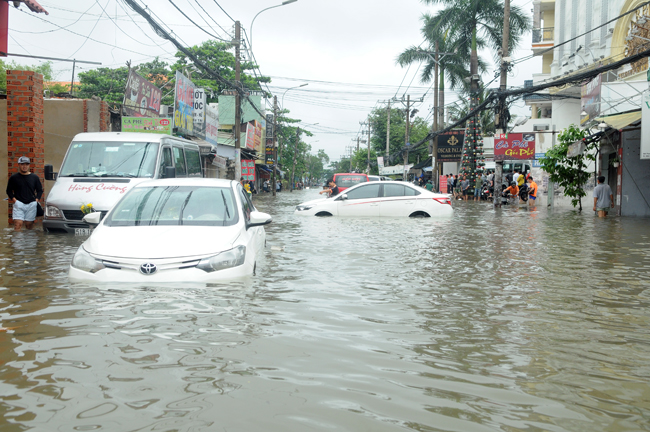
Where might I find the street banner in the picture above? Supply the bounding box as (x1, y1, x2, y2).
(567, 141, 586, 157)
(266, 114, 274, 138)
(123, 69, 162, 118)
(494, 133, 536, 161)
(642, 90, 650, 159)
(437, 130, 464, 162)
(212, 155, 227, 169)
(241, 159, 256, 181)
(439, 175, 447, 193)
(377, 156, 384, 169)
(265, 138, 274, 165)
(193, 88, 206, 124)
(580, 74, 602, 125)
(205, 104, 219, 146)
(121, 117, 171, 135)
(174, 71, 195, 135)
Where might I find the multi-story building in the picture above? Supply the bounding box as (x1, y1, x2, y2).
(517, 0, 650, 216)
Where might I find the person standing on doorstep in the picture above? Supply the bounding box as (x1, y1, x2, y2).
(447, 174, 453, 195)
(593, 175, 614, 217)
(6, 156, 44, 231)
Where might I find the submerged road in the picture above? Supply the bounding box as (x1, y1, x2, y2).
(1, 189, 649, 431)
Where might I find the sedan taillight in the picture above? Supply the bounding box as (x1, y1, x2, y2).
(433, 197, 451, 205)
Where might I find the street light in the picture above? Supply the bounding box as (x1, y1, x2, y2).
(281, 83, 308, 108)
(249, 0, 298, 49)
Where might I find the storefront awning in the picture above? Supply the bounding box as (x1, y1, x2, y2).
(595, 110, 641, 131)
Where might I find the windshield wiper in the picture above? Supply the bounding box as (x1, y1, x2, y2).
(220, 190, 230, 226)
(97, 173, 138, 178)
(178, 191, 193, 225)
(63, 173, 89, 177)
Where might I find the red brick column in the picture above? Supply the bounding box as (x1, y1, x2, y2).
(6, 70, 45, 225)
(100, 101, 109, 132)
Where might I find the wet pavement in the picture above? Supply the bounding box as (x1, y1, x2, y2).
(1, 188, 649, 431)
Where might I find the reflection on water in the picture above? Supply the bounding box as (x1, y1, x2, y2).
(1, 190, 649, 431)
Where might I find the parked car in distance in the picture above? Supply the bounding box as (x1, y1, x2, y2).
(332, 173, 369, 192)
(69, 178, 272, 283)
(294, 180, 453, 218)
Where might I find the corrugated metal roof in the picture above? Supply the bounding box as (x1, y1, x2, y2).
(19, 0, 49, 14)
(595, 110, 642, 131)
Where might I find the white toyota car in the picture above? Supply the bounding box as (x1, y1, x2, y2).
(294, 180, 452, 217)
(69, 178, 272, 283)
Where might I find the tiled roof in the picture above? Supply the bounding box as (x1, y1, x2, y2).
(17, 0, 49, 15)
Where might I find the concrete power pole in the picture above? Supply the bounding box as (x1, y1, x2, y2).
(272, 95, 278, 197)
(432, 41, 439, 190)
(367, 118, 371, 174)
(403, 95, 410, 181)
(386, 101, 391, 166)
(234, 21, 242, 181)
(493, 0, 511, 207)
(290, 127, 300, 192)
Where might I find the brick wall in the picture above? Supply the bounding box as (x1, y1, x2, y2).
(6, 70, 45, 224)
(100, 101, 109, 132)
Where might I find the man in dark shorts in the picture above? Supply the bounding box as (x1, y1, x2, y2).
(6, 156, 43, 231)
(593, 175, 614, 217)
(527, 176, 538, 206)
(319, 179, 340, 197)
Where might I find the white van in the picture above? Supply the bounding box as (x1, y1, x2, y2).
(43, 132, 203, 234)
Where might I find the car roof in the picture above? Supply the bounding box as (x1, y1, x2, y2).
(133, 178, 238, 188)
(71, 132, 197, 145)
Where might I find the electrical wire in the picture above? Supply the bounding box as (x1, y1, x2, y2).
(210, 0, 235, 23)
(67, 0, 107, 59)
(167, 0, 229, 42)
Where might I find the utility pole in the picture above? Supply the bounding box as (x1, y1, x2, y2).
(290, 127, 300, 192)
(404, 94, 410, 181)
(386, 101, 391, 166)
(367, 118, 371, 174)
(272, 95, 278, 197)
(493, 0, 510, 207)
(234, 21, 242, 181)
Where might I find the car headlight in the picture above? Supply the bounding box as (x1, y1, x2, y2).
(196, 245, 246, 272)
(296, 205, 313, 211)
(45, 205, 61, 218)
(71, 247, 105, 273)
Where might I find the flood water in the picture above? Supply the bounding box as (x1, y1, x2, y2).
(1, 189, 650, 431)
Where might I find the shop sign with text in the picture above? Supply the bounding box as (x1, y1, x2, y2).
(123, 70, 162, 118)
(494, 133, 535, 161)
(241, 159, 256, 181)
(121, 117, 171, 135)
(437, 130, 464, 162)
(173, 71, 195, 135)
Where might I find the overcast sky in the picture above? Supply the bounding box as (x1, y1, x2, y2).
(9, 0, 539, 162)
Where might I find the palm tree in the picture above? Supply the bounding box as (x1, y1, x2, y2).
(422, 0, 530, 93)
(397, 14, 483, 129)
(446, 88, 496, 135)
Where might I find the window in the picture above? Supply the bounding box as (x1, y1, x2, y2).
(237, 184, 254, 222)
(159, 147, 173, 178)
(103, 186, 238, 227)
(185, 148, 202, 177)
(344, 184, 381, 200)
(384, 184, 420, 197)
(334, 174, 368, 188)
(60, 141, 158, 178)
(173, 147, 186, 177)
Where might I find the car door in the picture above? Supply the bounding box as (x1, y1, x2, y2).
(336, 183, 381, 217)
(237, 184, 264, 260)
(379, 183, 420, 216)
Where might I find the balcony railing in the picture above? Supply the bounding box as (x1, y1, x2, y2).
(532, 27, 554, 44)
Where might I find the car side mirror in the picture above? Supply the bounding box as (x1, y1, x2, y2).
(248, 211, 272, 228)
(340, 194, 348, 200)
(82, 212, 102, 226)
(163, 166, 176, 178)
(44, 164, 57, 181)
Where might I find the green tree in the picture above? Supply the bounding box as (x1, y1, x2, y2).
(0, 60, 55, 93)
(76, 66, 129, 107)
(539, 124, 597, 211)
(446, 88, 495, 135)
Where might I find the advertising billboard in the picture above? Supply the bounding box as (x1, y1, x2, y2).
(241, 159, 256, 181)
(173, 71, 195, 135)
(121, 117, 172, 135)
(580, 74, 602, 125)
(205, 104, 219, 146)
(437, 130, 464, 162)
(494, 133, 536, 161)
(123, 70, 162, 118)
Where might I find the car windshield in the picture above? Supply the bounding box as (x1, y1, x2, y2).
(104, 186, 239, 227)
(335, 175, 367, 188)
(60, 141, 158, 178)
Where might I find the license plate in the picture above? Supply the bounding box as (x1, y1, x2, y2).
(74, 228, 92, 236)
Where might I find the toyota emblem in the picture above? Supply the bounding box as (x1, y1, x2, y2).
(140, 263, 157, 275)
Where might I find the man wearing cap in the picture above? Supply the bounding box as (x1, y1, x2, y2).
(6, 156, 44, 230)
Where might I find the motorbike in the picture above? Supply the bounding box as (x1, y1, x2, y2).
(518, 183, 529, 203)
(480, 181, 493, 201)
